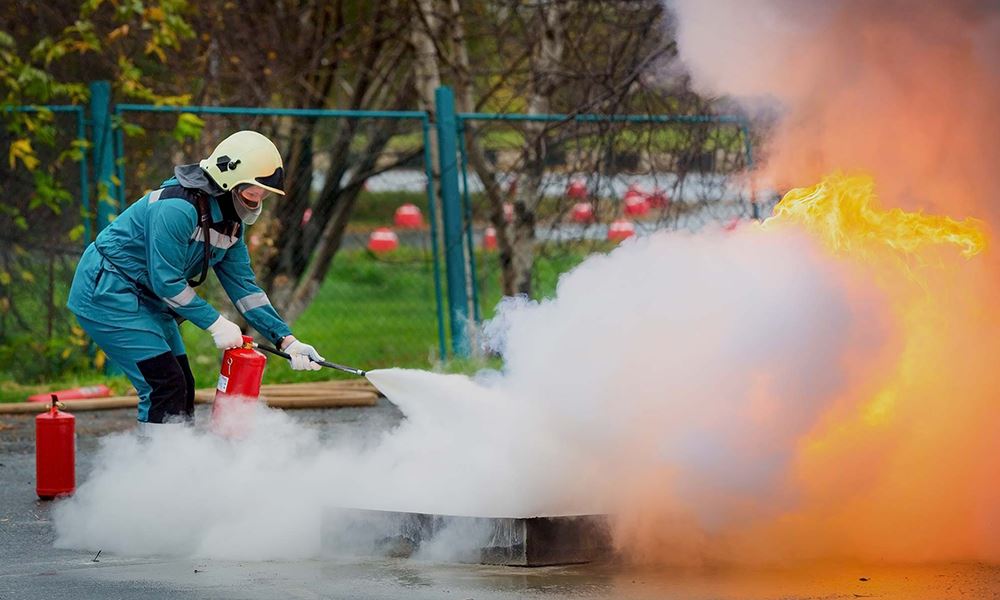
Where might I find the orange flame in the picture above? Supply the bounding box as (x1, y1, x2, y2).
(654, 0, 1000, 565)
(616, 174, 1000, 565)
(767, 174, 987, 258)
(758, 174, 998, 563)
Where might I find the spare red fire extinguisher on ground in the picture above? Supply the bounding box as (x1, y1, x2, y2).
(36, 395, 75, 500)
(212, 335, 267, 434)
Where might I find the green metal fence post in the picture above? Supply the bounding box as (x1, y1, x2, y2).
(74, 107, 92, 244)
(88, 82, 122, 375)
(456, 117, 482, 323)
(88, 81, 116, 231)
(420, 115, 448, 361)
(434, 86, 470, 357)
(114, 108, 126, 210)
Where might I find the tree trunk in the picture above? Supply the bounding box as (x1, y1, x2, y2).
(410, 0, 443, 261)
(447, 0, 517, 299)
(279, 120, 399, 322)
(506, 1, 565, 296)
(262, 1, 414, 321)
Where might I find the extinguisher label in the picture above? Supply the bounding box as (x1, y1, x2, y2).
(217, 374, 229, 393)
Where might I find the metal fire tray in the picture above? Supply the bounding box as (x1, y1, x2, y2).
(321, 508, 613, 567)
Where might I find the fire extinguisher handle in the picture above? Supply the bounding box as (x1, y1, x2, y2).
(253, 343, 367, 377)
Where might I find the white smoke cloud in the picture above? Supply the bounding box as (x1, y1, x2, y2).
(54, 225, 890, 560)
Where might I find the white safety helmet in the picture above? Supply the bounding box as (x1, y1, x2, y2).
(199, 130, 285, 196)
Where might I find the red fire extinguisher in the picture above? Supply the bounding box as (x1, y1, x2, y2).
(211, 335, 267, 426)
(36, 395, 75, 500)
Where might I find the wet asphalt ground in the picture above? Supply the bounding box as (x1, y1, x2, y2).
(2, 402, 998, 600)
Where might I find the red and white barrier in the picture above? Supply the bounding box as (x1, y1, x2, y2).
(607, 219, 635, 242)
(393, 203, 423, 228)
(368, 227, 399, 252)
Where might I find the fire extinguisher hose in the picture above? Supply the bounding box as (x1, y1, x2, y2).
(253, 343, 367, 377)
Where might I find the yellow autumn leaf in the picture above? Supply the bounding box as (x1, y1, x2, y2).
(144, 39, 166, 62)
(107, 24, 130, 42)
(61, 347, 72, 360)
(69, 40, 96, 53)
(20, 270, 35, 283)
(95, 351, 106, 370)
(9, 139, 40, 171)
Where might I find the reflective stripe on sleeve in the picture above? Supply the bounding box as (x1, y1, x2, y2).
(235, 292, 271, 314)
(163, 285, 197, 308)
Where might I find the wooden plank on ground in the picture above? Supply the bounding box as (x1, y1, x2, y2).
(2, 381, 380, 414)
(0, 396, 139, 414)
(195, 380, 378, 403)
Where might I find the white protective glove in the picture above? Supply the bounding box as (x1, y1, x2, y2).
(282, 338, 324, 371)
(207, 315, 244, 349)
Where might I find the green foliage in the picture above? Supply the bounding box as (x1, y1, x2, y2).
(113, 114, 145, 138)
(30, 170, 73, 213)
(0, 328, 91, 385)
(172, 112, 204, 142)
(1, 0, 196, 253)
(81, 0, 195, 63)
(0, 20, 94, 106)
(7, 138, 39, 169)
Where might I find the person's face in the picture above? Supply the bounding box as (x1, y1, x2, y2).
(237, 185, 270, 209)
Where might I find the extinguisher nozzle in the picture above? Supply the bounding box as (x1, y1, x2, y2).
(252, 343, 368, 377)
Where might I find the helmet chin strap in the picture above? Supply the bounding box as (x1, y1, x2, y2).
(232, 190, 263, 225)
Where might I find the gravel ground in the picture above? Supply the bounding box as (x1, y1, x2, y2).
(1, 402, 998, 600)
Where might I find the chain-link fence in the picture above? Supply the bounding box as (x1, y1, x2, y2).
(457, 114, 776, 322)
(0, 107, 91, 383)
(1, 96, 774, 389)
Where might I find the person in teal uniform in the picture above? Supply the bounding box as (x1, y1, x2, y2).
(68, 130, 324, 426)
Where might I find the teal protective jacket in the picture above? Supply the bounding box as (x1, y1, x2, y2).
(67, 164, 291, 345)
